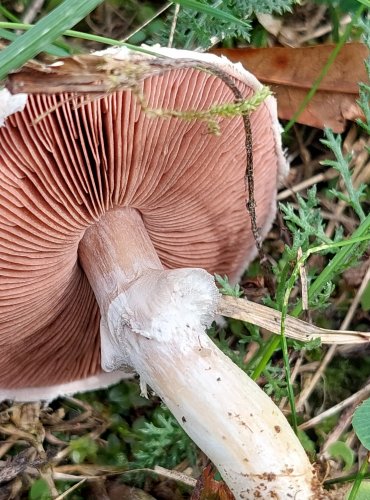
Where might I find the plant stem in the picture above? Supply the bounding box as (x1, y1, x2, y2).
(0, 22, 162, 59)
(348, 452, 370, 500)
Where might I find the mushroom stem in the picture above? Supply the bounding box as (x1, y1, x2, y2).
(79, 207, 319, 499)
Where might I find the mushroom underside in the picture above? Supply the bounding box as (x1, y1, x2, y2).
(0, 67, 279, 389)
(0, 55, 321, 498)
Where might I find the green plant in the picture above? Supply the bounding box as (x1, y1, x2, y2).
(0, 0, 104, 80)
(29, 479, 51, 500)
(132, 407, 198, 469)
(69, 436, 99, 464)
(327, 441, 355, 471)
(157, 0, 294, 49)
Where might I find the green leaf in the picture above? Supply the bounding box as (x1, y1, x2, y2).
(215, 274, 243, 297)
(69, 436, 98, 464)
(0, 22, 163, 59)
(353, 398, 370, 449)
(297, 429, 316, 457)
(327, 441, 355, 471)
(0, 28, 70, 57)
(347, 461, 370, 500)
(347, 481, 370, 500)
(29, 479, 51, 500)
(0, 0, 104, 80)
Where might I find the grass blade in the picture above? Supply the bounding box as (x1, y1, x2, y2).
(0, 5, 19, 22)
(0, 0, 104, 81)
(0, 28, 70, 57)
(0, 22, 164, 59)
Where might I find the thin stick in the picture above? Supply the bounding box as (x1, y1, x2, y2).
(277, 169, 339, 201)
(297, 247, 308, 311)
(321, 405, 357, 456)
(168, 3, 180, 48)
(22, 0, 45, 24)
(122, 3, 172, 42)
(54, 479, 86, 500)
(154, 465, 197, 487)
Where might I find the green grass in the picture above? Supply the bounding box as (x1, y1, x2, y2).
(0, 0, 104, 80)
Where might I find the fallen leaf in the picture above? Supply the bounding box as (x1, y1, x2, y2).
(212, 43, 368, 132)
(191, 464, 235, 500)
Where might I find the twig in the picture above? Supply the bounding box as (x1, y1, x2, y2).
(54, 478, 86, 500)
(0, 440, 14, 459)
(22, 0, 45, 25)
(122, 3, 172, 43)
(297, 14, 352, 45)
(168, 4, 180, 48)
(321, 404, 360, 457)
(277, 169, 339, 201)
(297, 247, 308, 311)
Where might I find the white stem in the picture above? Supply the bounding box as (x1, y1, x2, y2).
(79, 208, 319, 499)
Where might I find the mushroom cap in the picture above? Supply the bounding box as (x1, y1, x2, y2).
(0, 48, 287, 400)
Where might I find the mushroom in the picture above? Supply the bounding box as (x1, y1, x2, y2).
(0, 48, 320, 498)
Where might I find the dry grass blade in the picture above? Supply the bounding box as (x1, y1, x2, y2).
(53, 472, 102, 481)
(277, 168, 339, 201)
(154, 466, 197, 487)
(218, 295, 370, 345)
(54, 478, 86, 500)
(22, 0, 46, 24)
(54, 465, 196, 486)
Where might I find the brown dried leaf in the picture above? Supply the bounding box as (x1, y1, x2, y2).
(6, 55, 155, 94)
(191, 465, 235, 500)
(212, 43, 368, 132)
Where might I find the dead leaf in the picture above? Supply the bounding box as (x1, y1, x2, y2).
(6, 55, 156, 94)
(190, 464, 235, 500)
(212, 43, 368, 132)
